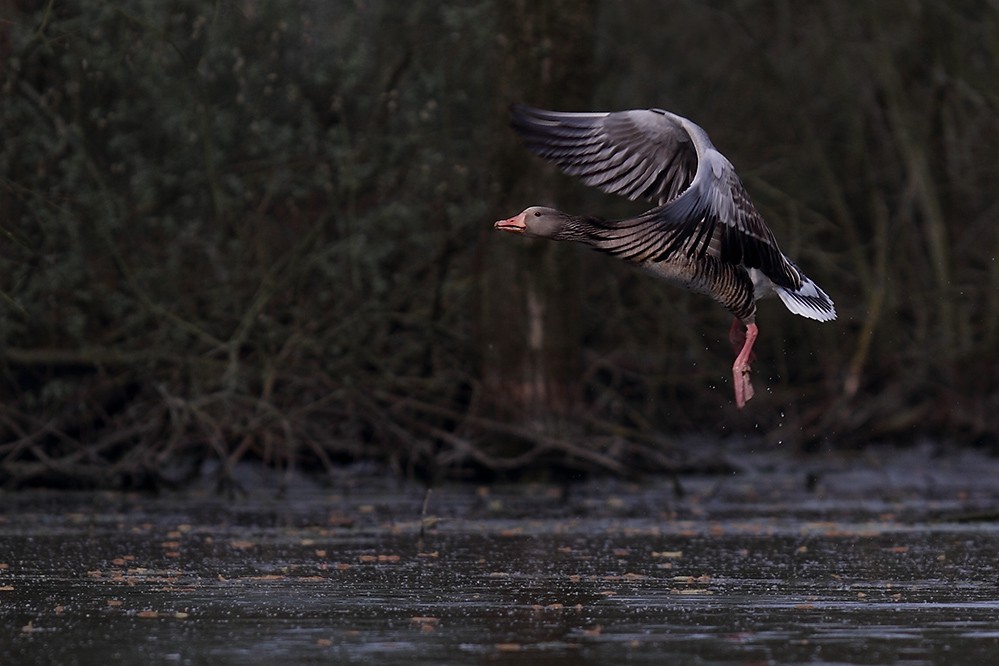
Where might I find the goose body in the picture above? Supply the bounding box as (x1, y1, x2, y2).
(495, 104, 836, 408)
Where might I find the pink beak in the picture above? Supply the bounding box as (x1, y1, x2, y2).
(494, 212, 526, 232)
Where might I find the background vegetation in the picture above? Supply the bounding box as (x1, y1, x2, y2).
(2, 0, 997, 487)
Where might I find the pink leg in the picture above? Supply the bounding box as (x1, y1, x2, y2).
(729, 318, 746, 354)
(731, 322, 758, 409)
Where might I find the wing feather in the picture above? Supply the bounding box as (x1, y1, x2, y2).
(510, 103, 697, 206)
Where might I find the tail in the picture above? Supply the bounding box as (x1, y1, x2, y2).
(776, 269, 836, 322)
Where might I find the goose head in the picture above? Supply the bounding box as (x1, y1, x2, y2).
(494, 206, 571, 239)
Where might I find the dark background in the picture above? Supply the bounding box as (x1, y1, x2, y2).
(2, 1, 997, 487)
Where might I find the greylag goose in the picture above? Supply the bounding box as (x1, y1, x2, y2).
(495, 103, 836, 408)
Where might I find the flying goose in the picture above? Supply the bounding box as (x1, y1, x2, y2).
(495, 103, 836, 408)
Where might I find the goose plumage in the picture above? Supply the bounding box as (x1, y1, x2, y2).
(495, 103, 836, 408)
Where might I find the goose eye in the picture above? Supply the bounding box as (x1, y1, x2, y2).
(533, 211, 541, 217)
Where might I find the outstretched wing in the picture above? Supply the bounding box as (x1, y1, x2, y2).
(510, 103, 697, 206)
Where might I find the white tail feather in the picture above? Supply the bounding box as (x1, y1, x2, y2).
(776, 274, 836, 321)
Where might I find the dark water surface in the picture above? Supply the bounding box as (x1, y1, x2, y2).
(3, 446, 999, 664)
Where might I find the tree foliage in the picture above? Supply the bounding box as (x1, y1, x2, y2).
(1, 0, 997, 486)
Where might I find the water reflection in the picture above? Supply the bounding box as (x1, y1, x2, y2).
(2, 450, 999, 664)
